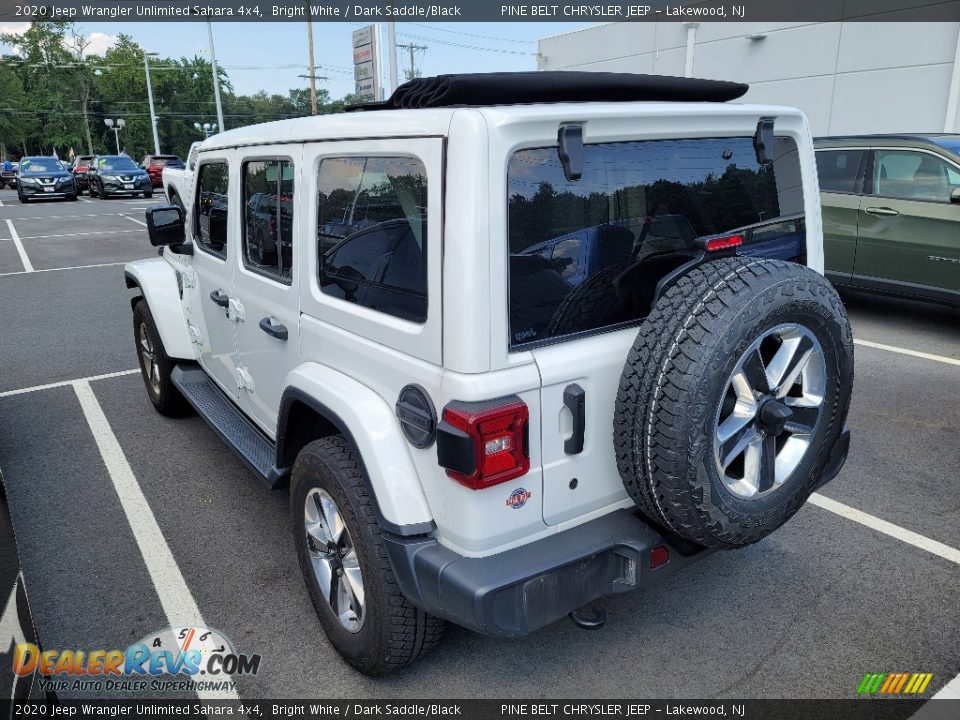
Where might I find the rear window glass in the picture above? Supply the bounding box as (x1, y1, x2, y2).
(508, 136, 804, 348)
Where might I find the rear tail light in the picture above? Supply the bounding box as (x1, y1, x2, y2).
(704, 233, 743, 252)
(437, 397, 529, 490)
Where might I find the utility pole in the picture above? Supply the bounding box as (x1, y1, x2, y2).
(306, 8, 318, 115)
(386, 21, 399, 93)
(397, 43, 426, 81)
(207, 21, 225, 132)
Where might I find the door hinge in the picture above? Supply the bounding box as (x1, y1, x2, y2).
(181, 268, 197, 289)
(236, 366, 255, 392)
(187, 322, 202, 345)
(228, 298, 246, 322)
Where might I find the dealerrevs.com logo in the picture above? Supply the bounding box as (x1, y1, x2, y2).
(857, 672, 934, 695)
(13, 626, 260, 694)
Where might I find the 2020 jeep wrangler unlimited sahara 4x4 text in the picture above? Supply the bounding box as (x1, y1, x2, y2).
(125, 72, 853, 675)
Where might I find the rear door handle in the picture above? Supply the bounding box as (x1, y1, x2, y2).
(563, 383, 585, 455)
(259, 316, 288, 341)
(209, 289, 229, 307)
(864, 207, 900, 217)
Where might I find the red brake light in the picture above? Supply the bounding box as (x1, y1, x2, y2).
(440, 400, 529, 490)
(704, 234, 743, 252)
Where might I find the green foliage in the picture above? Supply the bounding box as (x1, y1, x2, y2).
(0, 20, 354, 162)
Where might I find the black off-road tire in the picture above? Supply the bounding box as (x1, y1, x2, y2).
(291, 436, 444, 675)
(132, 300, 193, 418)
(614, 257, 853, 548)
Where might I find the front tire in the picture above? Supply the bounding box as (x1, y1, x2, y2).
(291, 436, 444, 675)
(614, 257, 854, 548)
(132, 300, 192, 418)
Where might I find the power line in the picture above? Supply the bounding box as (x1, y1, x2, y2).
(395, 32, 537, 56)
(407, 23, 536, 45)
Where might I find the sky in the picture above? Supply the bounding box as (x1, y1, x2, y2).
(0, 21, 595, 100)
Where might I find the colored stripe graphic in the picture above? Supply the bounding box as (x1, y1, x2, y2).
(857, 672, 933, 694)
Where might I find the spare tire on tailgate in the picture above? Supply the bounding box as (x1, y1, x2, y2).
(614, 257, 853, 548)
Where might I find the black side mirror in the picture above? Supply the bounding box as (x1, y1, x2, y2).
(146, 205, 188, 250)
(951, 188, 960, 204)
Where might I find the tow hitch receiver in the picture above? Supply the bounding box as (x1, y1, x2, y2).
(569, 604, 606, 630)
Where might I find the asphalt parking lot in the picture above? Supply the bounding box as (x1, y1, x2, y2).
(0, 183, 958, 702)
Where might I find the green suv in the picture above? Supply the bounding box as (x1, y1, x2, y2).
(815, 134, 960, 305)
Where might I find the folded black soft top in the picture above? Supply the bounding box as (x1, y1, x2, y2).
(347, 71, 749, 112)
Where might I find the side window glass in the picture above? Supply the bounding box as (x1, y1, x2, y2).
(815, 150, 864, 193)
(242, 159, 294, 281)
(317, 156, 427, 323)
(875, 150, 953, 202)
(194, 162, 230, 257)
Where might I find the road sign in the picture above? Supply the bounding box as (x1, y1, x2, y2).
(352, 25, 381, 102)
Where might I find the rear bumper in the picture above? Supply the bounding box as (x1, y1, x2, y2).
(386, 427, 850, 638)
(384, 509, 711, 638)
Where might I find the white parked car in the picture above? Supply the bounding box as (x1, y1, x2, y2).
(125, 72, 853, 674)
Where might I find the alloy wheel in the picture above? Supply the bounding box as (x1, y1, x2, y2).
(713, 323, 826, 499)
(304, 488, 365, 633)
(138, 322, 161, 395)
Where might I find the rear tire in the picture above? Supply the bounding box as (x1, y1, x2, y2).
(291, 436, 444, 675)
(144, 191, 153, 199)
(132, 300, 193, 418)
(614, 257, 853, 548)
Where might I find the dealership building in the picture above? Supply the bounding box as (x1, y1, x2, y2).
(538, 22, 960, 136)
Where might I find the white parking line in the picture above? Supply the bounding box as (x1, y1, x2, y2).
(78, 196, 93, 203)
(809, 493, 960, 566)
(123, 215, 148, 228)
(0, 260, 127, 278)
(854, 339, 960, 367)
(0, 369, 139, 398)
(5, 219, 33, 273)
(73, 380, 240, 702)
(0, 197, 4, 207)
(19, 229, 141, 240)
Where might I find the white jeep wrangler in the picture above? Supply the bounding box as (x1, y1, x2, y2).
(125, 72, 853, 675)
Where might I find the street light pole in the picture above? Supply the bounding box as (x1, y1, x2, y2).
(387, 21, 399, 94)
(104, 118, 126, 154)
(207, 21, 225, 132)
(144, 51, 161, 155)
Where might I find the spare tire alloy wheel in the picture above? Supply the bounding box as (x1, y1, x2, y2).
(303, 488, 365, 633)
(715, 324, 826, 499)
(614, 257, 853, 549)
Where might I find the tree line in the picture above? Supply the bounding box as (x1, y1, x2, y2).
(0, 20, 358, 162)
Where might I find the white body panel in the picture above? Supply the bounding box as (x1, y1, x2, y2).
(125, 257, 198, 361)
(284, 362, 434, 528)
(232, 144, 304, 435)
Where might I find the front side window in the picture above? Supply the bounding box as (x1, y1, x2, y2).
(816, 150, 865, 193)
(317, 156, 427, 323)
(195, 162, 230, 257)
(508, 136, 804, 348)
(242, 159, 294, 281)
(872, 150, 959, 203)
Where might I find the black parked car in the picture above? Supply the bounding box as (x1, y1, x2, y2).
(16, 157, 77, 203)
(87, 155, 153, 199)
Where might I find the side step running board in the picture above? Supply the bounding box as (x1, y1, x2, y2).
(171, 365, 289, 489)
